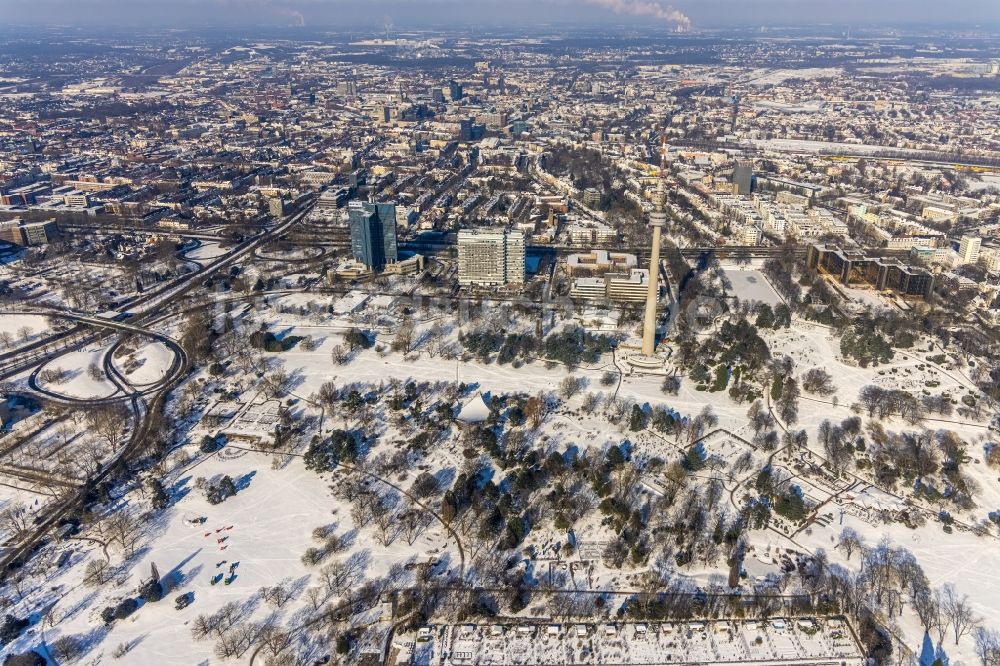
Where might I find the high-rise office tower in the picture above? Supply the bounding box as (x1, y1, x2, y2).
(457, 229, 525, 286)
(268, 197, 287, 217)
(348, 201, 398, 272)
(448, 79, 464, 101)
(733, 159, 753, 195)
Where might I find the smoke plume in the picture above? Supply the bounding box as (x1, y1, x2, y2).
(274, 6, 305, 25)
(582, 0, 691, 30)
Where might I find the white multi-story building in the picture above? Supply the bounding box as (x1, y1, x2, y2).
(979, 247, 1000, 273)
(570, 268, 653, 303)
(958, 235, 982, 265)
(457, 228, 525, 286)
(567, 223, 617, 245)
(737, 224, 761, 246)
(63, 190, 91, 208)
(565, 250, 637, 275)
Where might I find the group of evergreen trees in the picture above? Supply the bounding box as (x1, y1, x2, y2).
(460, 325, 615, 368)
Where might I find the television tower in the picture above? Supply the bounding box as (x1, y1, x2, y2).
(641, 134, 668, 357)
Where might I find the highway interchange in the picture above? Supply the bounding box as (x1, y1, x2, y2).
(0, 202, 313, 572)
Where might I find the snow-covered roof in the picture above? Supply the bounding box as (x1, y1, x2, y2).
(456, 392, 490, 424)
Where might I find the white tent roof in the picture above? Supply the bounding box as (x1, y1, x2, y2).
(456, 392, 491, 424)
(846, 486, 905, 512)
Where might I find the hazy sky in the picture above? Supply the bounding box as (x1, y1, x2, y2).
(2, 0, 999, 29)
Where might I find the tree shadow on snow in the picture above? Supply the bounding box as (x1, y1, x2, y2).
(234, 470, 256, 492)
(159, 548, 203, 592)
(434, 466, 456, 491)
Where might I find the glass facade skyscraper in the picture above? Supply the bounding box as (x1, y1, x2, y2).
(348, 201, 398, 271)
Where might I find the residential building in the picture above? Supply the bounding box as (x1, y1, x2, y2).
(980, 247, 1000, 274)
(567, 223, 617, 245)
(958, 235, 982, 265)
(0, 218, 58, 247)
(457, 228, 525, 286)
(806, 243, 934, 299)
(63, 190, 91, 208)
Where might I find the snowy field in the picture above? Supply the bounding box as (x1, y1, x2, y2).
(0, 313, 52, 346)
(800, 502, 1000, 657)
(35, 344, 118, 400)
(242, 305, 999, 653)
(256, 246, 323, 261)
(748, 67, 841, 86)
(115, 340, 176, 385)
(1, 447, 454, 665)
(722, 268, 783, 306)
(184, 241, 229, 261)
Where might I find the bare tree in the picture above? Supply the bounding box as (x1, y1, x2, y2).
(87, 403, 131, 451)
(392, 318, 415, 353)
(256, 622, 293, 662)
(837, 527, 864, 560)
(558, 375, 584, 400)
(373, 510, 400, 547)
(942, 584, 979, 645)
(260, 579, 295, 609)
(40, 367, 67, 385)
(261, 370, 292, 398)
(100, 509, 142, 560)
(87, 362, 105, 382)
(581, 392, 601, 414)
(0, 502, 31, 541)
(425, 322, 447, 357)
(973, 627, 1000, 666)
(192, 600, 246, 640)
(50, 635, 82, 662)
(214, 622, 262, 659)
(400, 510, 433, 546)
(83, 558, 112, 586)
(303, 586, 325, 612)
(525, 392, 546, 429)
(330, 344, 350, 365)
(801, 367, 836, 396)
(314, 381, 338, 408)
